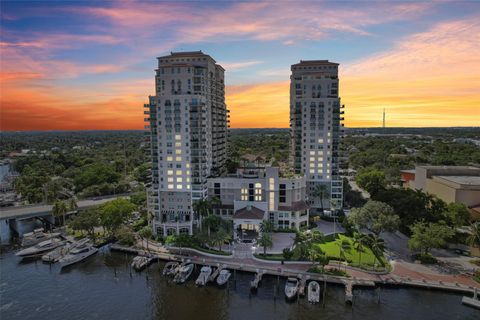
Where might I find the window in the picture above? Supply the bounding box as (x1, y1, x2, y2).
(241, 188, 248, 201)
(279, 184, 286, 203)
(214, 182, 221, 196)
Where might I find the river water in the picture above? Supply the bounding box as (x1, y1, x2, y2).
(1, 245, 478, 320)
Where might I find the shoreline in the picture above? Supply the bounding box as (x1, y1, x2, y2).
(110, 243, 479, 297)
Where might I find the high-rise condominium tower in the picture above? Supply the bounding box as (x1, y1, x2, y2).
(290, 60, 344, 212)
(145, 51, 228, 236)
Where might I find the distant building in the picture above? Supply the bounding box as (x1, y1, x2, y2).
(207, 167, 309, 238)
(402, 166, 480, 220)
(145, 51, 228, 236)
(290, 60, 344, 213)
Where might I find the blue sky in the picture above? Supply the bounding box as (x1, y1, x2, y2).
(1, 0, 479, 129)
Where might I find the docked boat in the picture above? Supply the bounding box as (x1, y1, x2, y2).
(285, 277, 299, 300)
(131, 255, 154, 271)
(173, 263, 194, 284)
(59, 241, 98, 268)
(42, 238, 90, 263)
(195, 266, 212, 286)
(163, 262, 180, 276)
(307, 281, 320, 304)
(216, 269, 231, 286)
(42, 243, 71, 263)
(16, 238, 65, 258)
(21, 228, 61, 247)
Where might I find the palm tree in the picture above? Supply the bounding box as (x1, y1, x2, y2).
(368, 234, 386, 269)
(52, 200, 68, 227)
(68, 196, 78, 213)
(467, 223, 480, 248)
(203, 214, 220, 237)
(258, 232, 273, 256)
(211, 228, 229, 251)
(353, 232, 368, 266)
(312, 184, 330, 214)
(260, 219, 274, 234)
(139, 226, 153, 252)
(339, 239, 351, 271)
(192, 199, 211, 231)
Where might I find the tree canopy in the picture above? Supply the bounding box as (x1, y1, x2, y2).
(347, 200, 400, 235)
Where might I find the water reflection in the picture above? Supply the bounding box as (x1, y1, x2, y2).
(0, 248, 478, 320)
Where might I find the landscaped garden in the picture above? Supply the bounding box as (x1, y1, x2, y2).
(314, 234, 386, 267)
(255, 230, 389, 271)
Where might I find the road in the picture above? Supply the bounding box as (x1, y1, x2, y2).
(0, 194, 129, 220)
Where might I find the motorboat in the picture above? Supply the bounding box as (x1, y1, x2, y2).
(42, 238, 90, 263)
(307, 281, 320, 304)
(21, 228, 61, 247)
(195, 266, 212, 286)
(42, 242, 72, 263)
(163, 262, 180, 276)
(16, 238, 65, 258)
(59, 241, 98, 268)
(131, 255, 154, 271)
(173, 263, 194, 284)
(216, 269, 231, 286)
(285, 277, 299, 299)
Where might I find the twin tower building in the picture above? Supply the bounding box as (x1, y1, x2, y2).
(145, 51, 344, 237)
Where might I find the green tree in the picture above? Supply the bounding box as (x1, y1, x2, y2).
(367, 234, 386, 268)
(347, 200, 400, 235)
(283, 248, 294, 260)
(260, 219, 274, 233)
(258, 232, 273, 256)
(203, 214, 221, 237)
(442, 202, 470, 227)
(117, 225, 136, 246)
(355, 168, 386, 196)
(353, 232, 369, 266)
(408, 222, 454, 255)
(68, 196, 78, 212)
(211, 228, 229, 251)
(69, 208, 99, 239)
(466, 223, 480, 248)
(52, 199, 68, 227)
(99, 198, 136, 236)
(312, 184, 330, 214)
(139, 226, 153, 251)
(192, 198, 212, 230)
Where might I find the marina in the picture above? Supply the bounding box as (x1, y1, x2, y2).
(1, 246, 479, 320)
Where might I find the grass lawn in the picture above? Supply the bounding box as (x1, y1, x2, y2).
(315, 234, 386, 267)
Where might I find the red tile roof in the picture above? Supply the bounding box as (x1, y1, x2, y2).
(233, 206, 265, 220)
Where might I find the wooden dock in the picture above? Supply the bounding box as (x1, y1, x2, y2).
(298, 275, 307, 297)
(108, 243, 478, 296)
(208, 264, 226, 283)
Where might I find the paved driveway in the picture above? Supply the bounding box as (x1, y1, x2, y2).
(314, 219, 345, 235)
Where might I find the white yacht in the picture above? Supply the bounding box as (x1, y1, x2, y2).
(195, 266, 212, 286)
(173, 263, 194, 284)
(216, 269, 231, 286)
(131, 255, 154, 271)
(41, 238, 90, 263)
(285, 277, 299, 300)
(59, 241, 98, 268)
(21, 228, 61, 247)
(16, 238, 65, 258)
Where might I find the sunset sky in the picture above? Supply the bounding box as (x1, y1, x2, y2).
(1, 0, 479, 131)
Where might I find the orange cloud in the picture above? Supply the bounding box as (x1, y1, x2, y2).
(341, 18, 480, 127)
(226, 82, 289, 128)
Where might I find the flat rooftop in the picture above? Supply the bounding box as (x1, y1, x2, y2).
(435, 175, 480, 187)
